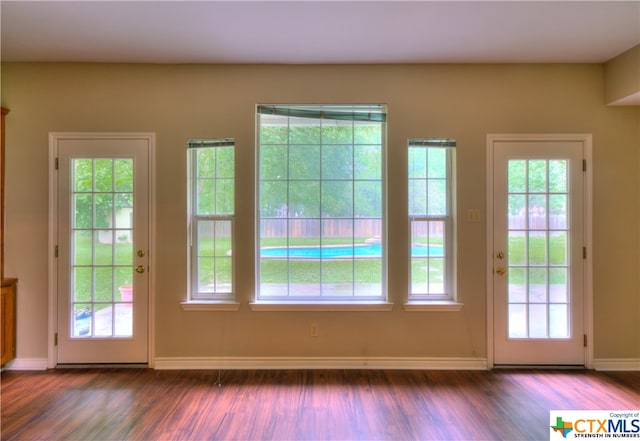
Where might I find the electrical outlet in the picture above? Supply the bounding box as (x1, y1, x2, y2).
(467, 209, 481, 223)
(310, 323, 319, 337)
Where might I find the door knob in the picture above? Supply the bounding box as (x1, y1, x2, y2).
(496, 267, 507, 276)
(135, 265, 145, 274)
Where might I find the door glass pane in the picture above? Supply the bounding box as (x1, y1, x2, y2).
(507, 159, 571, 339)
(508, 231, 526, 265)
(74, 159, 93, 192)
(508, 195, 526, 229)
(73, 194, 92, 228)
(94, 194, 113, 228)
(73, 267, 91, 302)
(508, 304, 527, 338)
(548, 160, 567, 193)
(549, 195, 567, 229)
(70, 158, 134, 338)
(528, 268, 547, 303)
(508, 160, 526, 192)
(527, 160, 547, 192)
(549, 268, 568, 302)
(528, 195, 547, 229)
(115, 233, 133, 265)
(114, 159, 133, 192)
(94, 304, 113, 337)
(73, 231, 92, 265)
(73, 304, 91, 337)
(508, 268, 526, 303)
(529, 304, 548, 338)
(528, 231, 547, 265)
(549, 304, 569, 338)
(94, 231, 113, 265)
(114, 303, 133, 336)
(549, 231, 567, 265)
(94, 159, 113, 192)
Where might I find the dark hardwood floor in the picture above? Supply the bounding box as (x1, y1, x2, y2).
(1, 368, 638, 440)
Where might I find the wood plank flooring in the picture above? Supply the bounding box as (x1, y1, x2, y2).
(1, 369, 638, 440)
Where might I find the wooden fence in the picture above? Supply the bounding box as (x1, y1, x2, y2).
(259, 215, 567, 239)
(261, 219, 382, 238)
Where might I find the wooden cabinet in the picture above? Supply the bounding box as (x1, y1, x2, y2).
(1, 107, 8, 279)
(1, 107, 17, 367)
(1, 278, 17, 366)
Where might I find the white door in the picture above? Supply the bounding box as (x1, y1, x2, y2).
(53, 134, 151, 364)
(490, 136, 587, 365)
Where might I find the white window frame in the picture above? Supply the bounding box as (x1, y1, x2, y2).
(183, 139, 238, 311)
(252, 104, 391, 310)
(405, 139, 461, 311)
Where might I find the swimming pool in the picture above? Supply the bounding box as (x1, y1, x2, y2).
(260, 243, 443, 259)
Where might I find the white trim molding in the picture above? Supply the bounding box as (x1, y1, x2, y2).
(3, 358, 49, 371)
(154, 357, 487, 370)
(154, 356, 488, 370)
(249, 302, 394, 312)
(48, 132, 157, 368)
(486, 134, 593, 369)
(403, 302, 464, 312)
(593, 358, 640, 371)
(181, 301, 241, 311)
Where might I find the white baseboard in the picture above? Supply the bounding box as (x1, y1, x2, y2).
(3, 358, 49, 371)
(15, 357, 631, 371)
(153, 356, 488, 370)
(593, 358, 640, 371)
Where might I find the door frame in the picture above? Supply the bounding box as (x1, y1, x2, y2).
(48, 132, 156, 368)
(486, 134, 593, 369)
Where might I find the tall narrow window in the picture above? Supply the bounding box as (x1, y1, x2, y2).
(257, 105, 386, 302)
(408, 139, 456, 300)
(188, 139, 235, 300)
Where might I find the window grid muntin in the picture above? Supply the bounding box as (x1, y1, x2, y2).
(408, 142, 455, 301)
(188, 142, 235, 300)
(257, 105, 386, 301)
(70, 157, 134, 338)
(507, 159, 570, 339)
(192, 217, 233, 299)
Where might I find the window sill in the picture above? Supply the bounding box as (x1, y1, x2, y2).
(181, 301, 240, 311)
(403, 301, 464, 312)
(249, 301, 394, 312)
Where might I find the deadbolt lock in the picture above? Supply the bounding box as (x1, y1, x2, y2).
(137, 250, 146, 257)
(496, 251, 504, 259)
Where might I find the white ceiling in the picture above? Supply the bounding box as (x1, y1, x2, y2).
(1, 1, 639, 64)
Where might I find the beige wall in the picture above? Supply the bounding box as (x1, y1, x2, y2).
(604, 44, 640, 105)
(1, 63, 638, 362)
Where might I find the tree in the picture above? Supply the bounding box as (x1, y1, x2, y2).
(508, 159, 567, 216)
(73, 158, 133, 229)
(194, 147, 234, 216)
(259, 120, 383, 220)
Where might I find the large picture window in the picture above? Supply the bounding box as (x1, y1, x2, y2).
(257, 105, 386, 302)
(187, 139, 235, 301)
(408, 139, 456, 300)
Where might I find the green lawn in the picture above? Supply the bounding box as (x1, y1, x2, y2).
(73, 234, 567, 300)
(259, 237, 381, 284)
(507, 235, 567, 284)
(72, 234, 133, 304)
